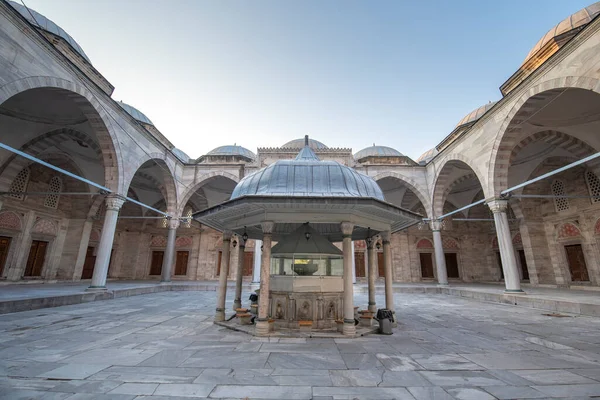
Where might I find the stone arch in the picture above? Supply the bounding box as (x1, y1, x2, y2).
(31, 218, 57, 236)
(509, 130, 596, 166)
(416, 238, 433, 249)
(0, 76, 122, 191)
(0, 211, 22, 231)
(556, 222, 583, 240)
(372, 172, 431, 218)
(177, 171, 240, 216)
(490, 76, 600, 196)
(431, 153, 488, 218)
(123, 154, 178, 215)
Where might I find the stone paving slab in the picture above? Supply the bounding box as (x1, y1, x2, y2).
(0, 291, 599, 399)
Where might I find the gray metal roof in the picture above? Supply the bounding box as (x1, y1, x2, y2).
(455, 101, 497, 128)
(172, 148, 191, 163)
(231, 145, 384, 200)
(117, 101, 154, 125)
(8, 1, 91, 63)
(206, 145, 256, 160)
(354, 145, 403, 160)
(281, 138, 328, 149)
(416, 147, 438, 165)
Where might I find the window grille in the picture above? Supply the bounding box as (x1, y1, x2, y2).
(585, 171, 600, 204)
(182, 207, 193, 228)
(8, 168, 30, 200)
(551, 180, 569, 212)
(44, 176, 62, 209)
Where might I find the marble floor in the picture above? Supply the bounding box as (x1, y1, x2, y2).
(0, 291, 599, 400)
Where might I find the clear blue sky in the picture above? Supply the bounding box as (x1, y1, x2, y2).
(22, 0, 594, 159)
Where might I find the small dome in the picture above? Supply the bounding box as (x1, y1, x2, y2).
(416, 148, 438, 165)
(206, 145, 256, 160)
(117, 101, 153, 125)
(455, 101, 497, 128)
(524, 2, 600, 64)
(231, 143, 383, 201)
(172, 148, 191, 163)
(281, 138, 328, 149)
(354, 145, 403, 160)
(8, 1, 91, 63)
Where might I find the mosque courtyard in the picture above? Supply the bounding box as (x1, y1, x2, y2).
(0, 292, 599, 400)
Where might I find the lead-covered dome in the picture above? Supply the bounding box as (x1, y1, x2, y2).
(354, 145, 403, 160)
(117, 101, 153, 125)
(455, 101, 497, 128)
(232, 137, 383, 200)
(524, 2, 600, 64)
(416, 148, 439, 165)
(8, 1, 91, 63)
(281, 138, 328, 149)
(207, 145, 256, 160)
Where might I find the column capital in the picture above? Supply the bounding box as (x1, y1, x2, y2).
(429, 219, 443, 232)
(380, 231, 391, 243)
(261, 221, 274, 234)
(223, 230, 233, 241)
(105, 194, 126, 211)
(167, 219, 180, 230)
(365, 239, 374, 250)
(340, 222, 354, 237)
(487, 198, 509, 213)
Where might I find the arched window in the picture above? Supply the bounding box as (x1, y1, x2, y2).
(551, 180, 569, 212)
(8, 168, 30, 200)
(182, 206, 193, 228)
(44, 176, 62, 209)
(585, 171, 600, 204)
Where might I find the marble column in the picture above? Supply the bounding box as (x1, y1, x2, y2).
(382, 231, 395, 323)
(88, 195, 125, 289)
(161, 219, 179, 283)
(430, 220, 448, 286)
(214, 231, 232, 322)
(255, 221, 274, 336)
(252, 239, 262, 283)
(488, 199, 524, 293)
(351, 241, 356, 284)
(73, 218, 94, 280)
(233, 238, 246, 310)
(341, 222, 355, 336)
(366, 238, 377, 312)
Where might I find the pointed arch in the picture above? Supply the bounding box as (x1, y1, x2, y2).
(372, 171, 431, 218)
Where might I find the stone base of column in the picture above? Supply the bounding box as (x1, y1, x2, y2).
(255, 320, 270, 336)
(368, 303, 377, 313)
(437, 282, 449, 286)
(504, 289, 526, 294)
(214, 308, 225, 322)
(233, 299, 242, 310)
(159, 280, 171, 284)
(343, 321, 356, 336)
(85, 286, 107, 292)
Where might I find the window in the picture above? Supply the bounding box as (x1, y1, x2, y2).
(182, 207, 193, 228)
(44, 176, 62, 209)
(551, 180, 569, 212)
(585, 171, 600, 204)
(158, 214, 168, 228)
(8, 168, 30, 200)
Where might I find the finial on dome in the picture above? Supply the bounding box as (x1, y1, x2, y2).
(304, 135, 309, 147)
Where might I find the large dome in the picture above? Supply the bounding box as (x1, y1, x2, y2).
(524, 2, 600, 64)
(206, 145, 256, 160)
(354, 145, 403, 160)
(232, 139, 383, 201)
(455, 101, 497, 128)
(8, 1, 91, 63)
(416, 148, 438, 165)
(281, 138, 328, 150)
(117, 101, 153, 125)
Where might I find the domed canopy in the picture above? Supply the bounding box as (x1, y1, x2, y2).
(281, 138, 328, 150)
(8, 1, 91, 63)
(117, 101, 153, 125)
(172, 148, 191, 163)
(206, 145, 256, 160)
(524, 2, 600, 64)
(416, 148, 438, 165)
(455, 101, 497, 128)
(232, 138, 383, 201)
(354, 145, 403, 160)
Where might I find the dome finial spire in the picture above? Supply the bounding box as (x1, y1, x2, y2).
(304, 135, 309, 147)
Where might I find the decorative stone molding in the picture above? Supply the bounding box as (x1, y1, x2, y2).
(0, 211, 21, 231)
(223, 230, 233, 241)
(167, 219, 180, 230)
(261, 221, 274, 235)
(151, 236, 168, 247)
(340, 222, 354, 237)
(175, 236, 193, 248)
(487, 199, 508, 214)
(380, 231, 391, 244)
(105, 195, 126, 211)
